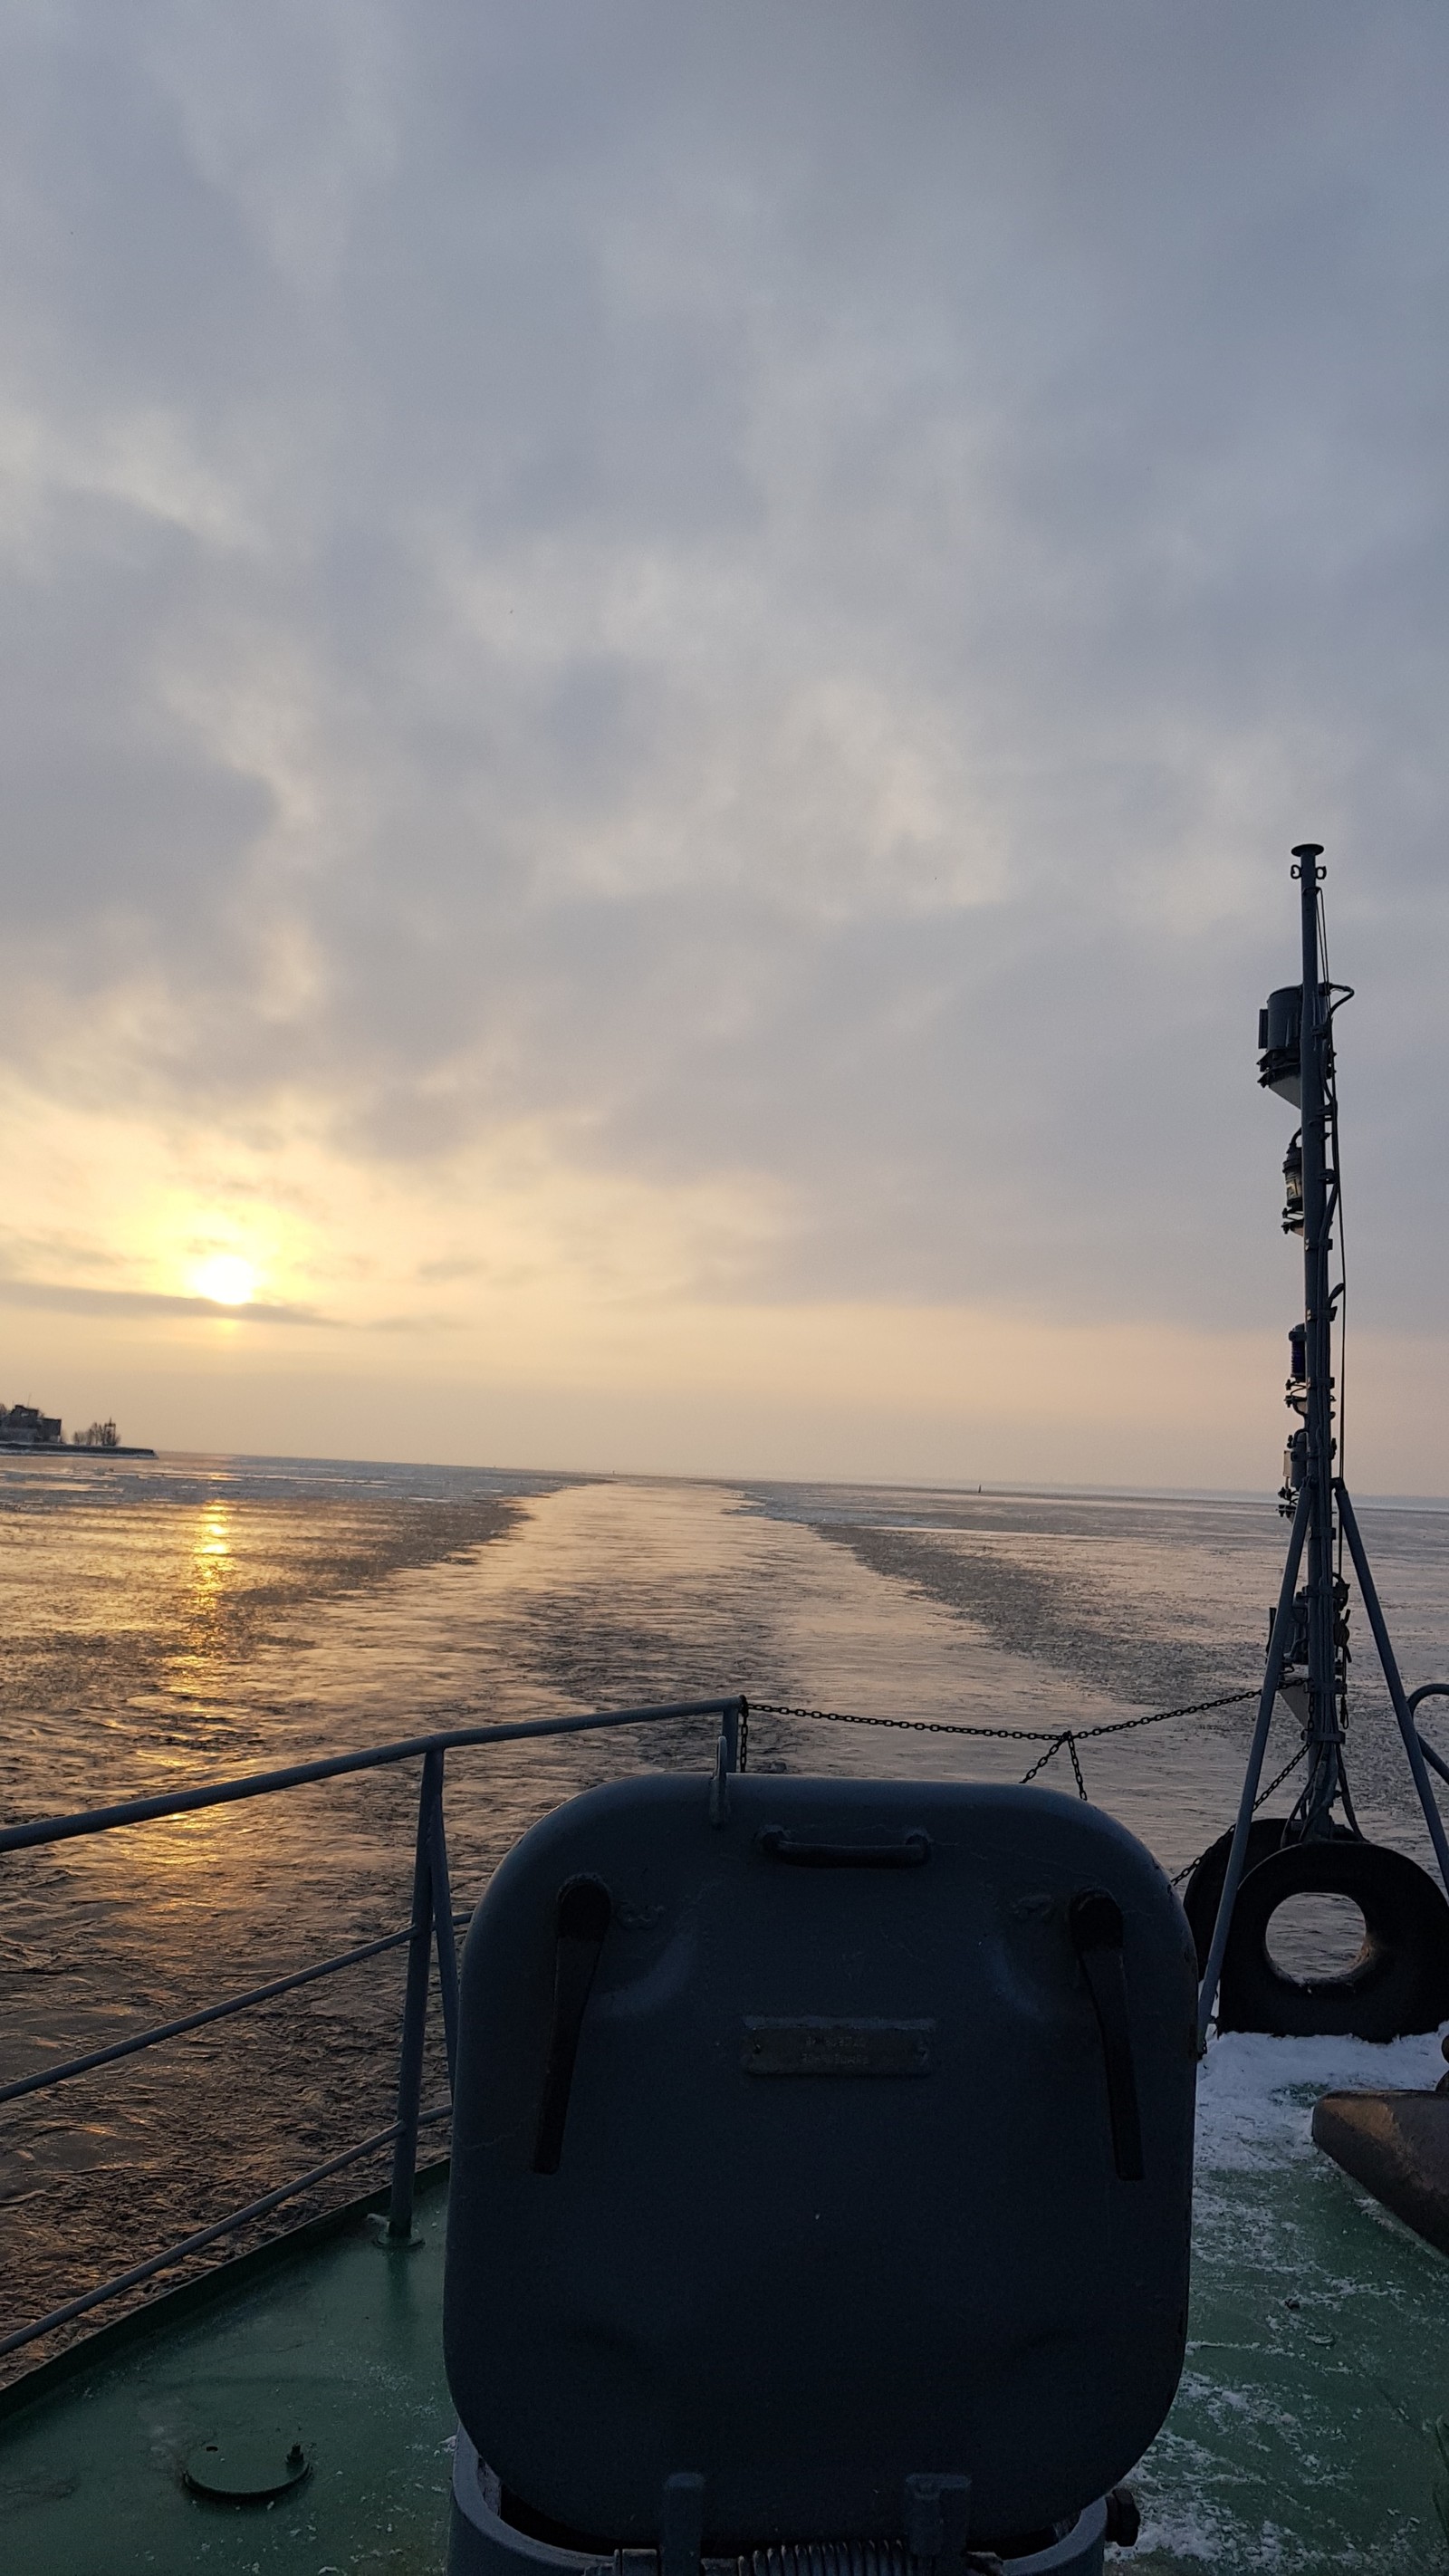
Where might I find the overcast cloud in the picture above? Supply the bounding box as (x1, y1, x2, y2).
(3, 3, 1448, 1469)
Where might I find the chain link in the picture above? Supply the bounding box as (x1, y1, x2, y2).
(748, 1685, 1265, 1811)
(748, 1687, 1258, 1748)
(1016, 1730, 1087, 1794)
(748, 1684, 1312, 1874)
(1169, 1741, 1310, 1886)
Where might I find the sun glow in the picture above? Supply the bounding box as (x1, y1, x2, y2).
(191, 1252, 260, 1307)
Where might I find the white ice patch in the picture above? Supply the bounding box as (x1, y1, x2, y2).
(1194, 2023, 1449, 2174)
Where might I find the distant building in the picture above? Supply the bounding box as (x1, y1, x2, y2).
(0, 1400, 149, 1455)
(0, 1402, 63, 1445)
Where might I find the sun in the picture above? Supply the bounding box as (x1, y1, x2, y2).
(191, 1252, 260, 1308)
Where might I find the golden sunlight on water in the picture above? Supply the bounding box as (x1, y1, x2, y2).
(166, 1502, 237, 1701)
(193, 1505, 232, 1571)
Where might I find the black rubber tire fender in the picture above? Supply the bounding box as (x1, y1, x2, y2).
(1217, 1839, 1449, 2041)
(1182, 1820, 1291, 1975)
(1183, 1817, 1361, 1975)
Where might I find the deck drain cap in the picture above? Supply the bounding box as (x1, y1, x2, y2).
(184, 2435, 312, 2503)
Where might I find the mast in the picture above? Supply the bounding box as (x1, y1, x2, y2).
(1293, 844, 1343, 1837)
(1195, 845, 1449, 2045)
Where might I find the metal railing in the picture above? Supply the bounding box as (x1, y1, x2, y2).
(0, 1693, 746, 2367)
(1411, 1684, 1449, 1791)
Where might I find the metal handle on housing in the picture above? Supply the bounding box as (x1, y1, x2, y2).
(533, 1875, 612, 2174)
(1070, 1889, 1144, 2182)
(758, 1828, 932, 1870)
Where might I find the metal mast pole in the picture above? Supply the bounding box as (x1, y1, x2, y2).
(1198, 850, 1449, 2045)
(1292, 843, 1342, 1836)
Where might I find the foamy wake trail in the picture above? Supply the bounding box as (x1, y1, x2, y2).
(1106, 2025, 1449, 2566)
(1195, 2021, 1449, 2172)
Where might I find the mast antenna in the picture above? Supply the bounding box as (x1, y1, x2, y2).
(1194, 849, 1449, 2047)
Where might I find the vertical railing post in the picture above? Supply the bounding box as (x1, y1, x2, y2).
(388, 1749, 439, 2239)
(427, 1754, 460, 2096)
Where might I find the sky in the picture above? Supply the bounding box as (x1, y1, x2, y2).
(2, 1, 1448, 1489)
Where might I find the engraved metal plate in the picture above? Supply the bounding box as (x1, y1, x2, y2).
(741, 2016, 935, 2076)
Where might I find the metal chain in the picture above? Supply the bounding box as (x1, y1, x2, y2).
(748, 1687, 1257, 1748)
(1016, 1730, 1090, 1796)
(748, 1686, 1303, 1859)
(1016, 1734, 1067, 1790)
(1169, 1742, 1310, 1886)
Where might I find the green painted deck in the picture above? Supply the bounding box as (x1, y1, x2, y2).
(0, 2170, 456, 2576)
(5, 2055, 1449, 2576)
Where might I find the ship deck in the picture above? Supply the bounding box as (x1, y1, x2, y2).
(5, 1683, 1449, 2576)
(4, 2096, 1449, 2575)
(0, 2168, 456, 2576)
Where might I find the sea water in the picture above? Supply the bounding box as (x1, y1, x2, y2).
(3, 1453, 1449, 2568)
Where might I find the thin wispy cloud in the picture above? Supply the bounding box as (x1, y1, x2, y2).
(0, 1278, 332, 1328)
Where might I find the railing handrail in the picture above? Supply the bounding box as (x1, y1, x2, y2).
(0, 1692, 746, 2372)
(0, 1921, 425, 2107)
(0, 1695, 746, 1854)
(0, 2107, 453, 2362)
(1410, 1683, 1449, 1788)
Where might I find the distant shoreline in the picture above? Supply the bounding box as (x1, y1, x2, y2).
(0, 1440, 157, 1457)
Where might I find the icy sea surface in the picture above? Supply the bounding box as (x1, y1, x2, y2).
(4, 1452, 1449, 2568)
